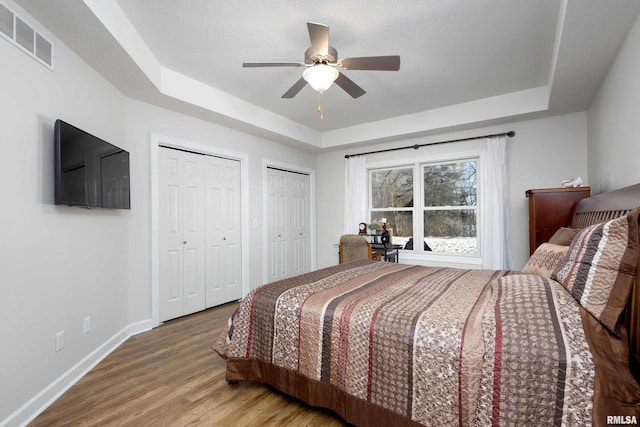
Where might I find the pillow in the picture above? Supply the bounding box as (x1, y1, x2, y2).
(522, 243, 570, 278)
(551, 208, 639, 336)
(548, 227, 581, 246)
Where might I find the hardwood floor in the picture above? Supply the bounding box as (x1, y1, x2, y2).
(30, 302, 348, 426)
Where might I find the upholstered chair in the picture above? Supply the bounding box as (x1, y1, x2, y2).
(339, 234, 373, 264)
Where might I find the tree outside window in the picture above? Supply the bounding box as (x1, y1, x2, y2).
(368, 158, 479, 255)
(423, 160, 478, 254)
(370, 167, 413, 246)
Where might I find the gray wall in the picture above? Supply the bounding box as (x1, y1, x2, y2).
(0, 4, 315, 424)
(588, 13, 640, 193)
(5, 2, 640, 425)
(316, 112, 588, 271)
(123, 98, 316, 323)
(0, 12, 129, 422)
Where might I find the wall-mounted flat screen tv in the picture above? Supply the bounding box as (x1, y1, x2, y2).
(54, 119, 130, 209)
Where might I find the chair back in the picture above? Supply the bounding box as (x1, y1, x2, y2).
(339, 234, 372, 263)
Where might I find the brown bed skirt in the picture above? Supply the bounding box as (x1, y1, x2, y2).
(226, 358, 424, 427)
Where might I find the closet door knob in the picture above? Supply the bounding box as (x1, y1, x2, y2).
(182, 241, 187, 244)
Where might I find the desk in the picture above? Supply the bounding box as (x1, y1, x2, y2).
(371, 243, 401, 262)
(360, 233, 384, 243)
(360, 233, 401, 263)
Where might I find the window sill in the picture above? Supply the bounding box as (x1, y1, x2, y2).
(399, 251, 483, 269)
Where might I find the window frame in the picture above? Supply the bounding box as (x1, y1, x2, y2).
(369, 165, 415, 239)
(367, 151, 483, 266)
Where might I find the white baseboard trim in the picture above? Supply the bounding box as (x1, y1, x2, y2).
(1, 319, 154, 427)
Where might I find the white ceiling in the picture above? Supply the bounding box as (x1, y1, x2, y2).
(14, 0, 640, 150)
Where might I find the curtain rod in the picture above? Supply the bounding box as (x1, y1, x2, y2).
(344, 131, 515, 159)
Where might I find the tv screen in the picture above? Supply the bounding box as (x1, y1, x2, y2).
(54, 119, 130, 209)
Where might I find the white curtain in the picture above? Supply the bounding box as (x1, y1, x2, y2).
(344, 155, 368, 234)
(480, 135, 513, 269)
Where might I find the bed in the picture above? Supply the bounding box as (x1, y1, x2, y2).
(213, 184, 640, 426)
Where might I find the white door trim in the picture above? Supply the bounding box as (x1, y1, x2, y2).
(151, 133, 249, 327)
(262, 159, 317, 284)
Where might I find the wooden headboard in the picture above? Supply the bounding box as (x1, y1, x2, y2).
(570, 183, 640, 378)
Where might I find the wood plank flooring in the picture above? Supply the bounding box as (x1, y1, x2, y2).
(30, 302, 348, 426)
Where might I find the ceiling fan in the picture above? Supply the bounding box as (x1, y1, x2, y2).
(243, 22, 400, 99)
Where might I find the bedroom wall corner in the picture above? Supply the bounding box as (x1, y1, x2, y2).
(122, 97, 318, 325)
(316, 111, 588, 271)
(316, 151, 348, 268)
(0, 2, 132, 425)
(587, 12, 640, 194)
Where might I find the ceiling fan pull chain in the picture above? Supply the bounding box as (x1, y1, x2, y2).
(318, 93, 324, 120)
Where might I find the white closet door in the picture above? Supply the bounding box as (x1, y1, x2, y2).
(289, 172, 311, 275)
(266, 168, 311, 281)
(267, 169, 288, 281)
(205, 155, 242, 307)
(159, 148, 206, 321)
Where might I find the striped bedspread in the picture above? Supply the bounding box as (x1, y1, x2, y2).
(213, 260, 595, 426)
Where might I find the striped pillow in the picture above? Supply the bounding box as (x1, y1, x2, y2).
(551, 208, 639, 336)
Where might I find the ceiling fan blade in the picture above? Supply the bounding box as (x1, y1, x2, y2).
(307, 22, 329, 56)
(334, 72, 366, 98)
(281, 77, 307, 98)
(243, 62, 304, 68)
(340, 56, 400, 71)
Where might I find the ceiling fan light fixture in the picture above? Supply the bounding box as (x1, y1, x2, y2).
(303, 64, 339, 93)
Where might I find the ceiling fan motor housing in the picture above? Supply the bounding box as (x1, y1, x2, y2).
(305, 46, 338, 65)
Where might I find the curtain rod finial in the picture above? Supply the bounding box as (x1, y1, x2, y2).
(507, 131, 515, 137)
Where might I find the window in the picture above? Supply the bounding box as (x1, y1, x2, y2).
(370, 167, 413, 239)
(369, 157, 479, 257)
(423, 160, 478, 255)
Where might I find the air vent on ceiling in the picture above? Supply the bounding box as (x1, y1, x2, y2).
(0, 2, 53, 69)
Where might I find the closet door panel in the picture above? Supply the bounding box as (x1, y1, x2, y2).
(159, 149, 185, 321)
(266, 168, 311, 281)
(159, 148, 206, 321)
(205, 156, 242, 307)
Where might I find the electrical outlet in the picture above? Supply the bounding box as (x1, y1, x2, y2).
(55, 331, 64, 352)
(83, 316, 91, 334)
